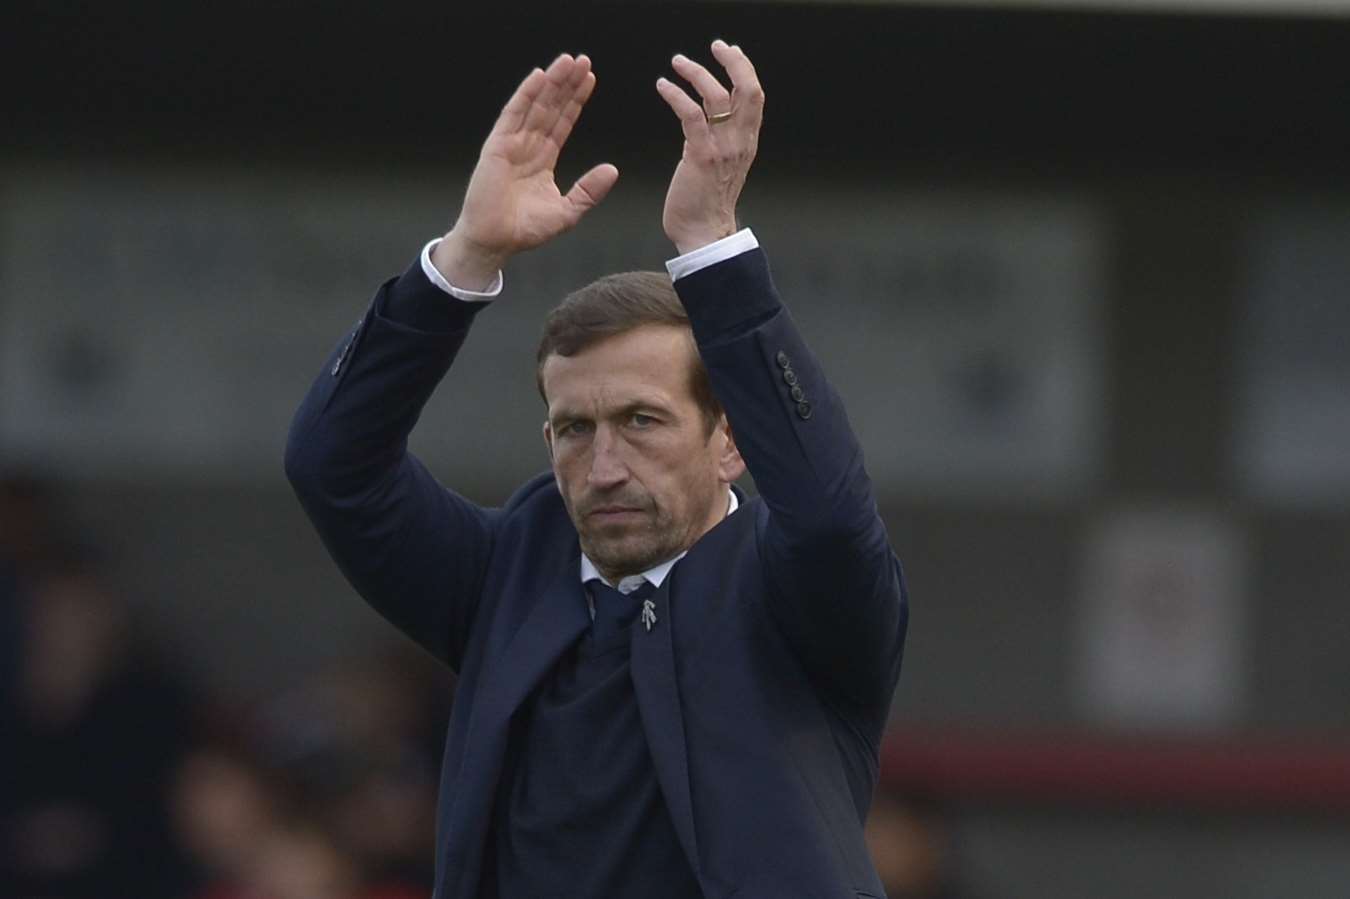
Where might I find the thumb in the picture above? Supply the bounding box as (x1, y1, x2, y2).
(564, 163, 620, 219)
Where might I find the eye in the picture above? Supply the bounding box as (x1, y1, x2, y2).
(556, 420, 593, 438)
(629, 412, 657, 428)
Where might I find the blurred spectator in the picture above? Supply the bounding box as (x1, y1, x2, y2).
(0, 471, 63, 571)
(171, 649, 449, 899)
(174, 745, 284, 894)
(1, 470, 452, 897)
(0, 471, 65, 704)
(174, 745, 409, 899)
(177, 783, 373, 899)
(866, 792, 969, 899)
(247, 650, 450, 892)
(0, 553, 198, 897)
(246, 823, 362, 899)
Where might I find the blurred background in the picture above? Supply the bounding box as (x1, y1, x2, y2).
(4, 1, 1349, 897)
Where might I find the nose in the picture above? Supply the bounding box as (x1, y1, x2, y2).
(587, 427, 630, 490)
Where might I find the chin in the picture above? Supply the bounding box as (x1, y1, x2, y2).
(583, 534, 670, 578)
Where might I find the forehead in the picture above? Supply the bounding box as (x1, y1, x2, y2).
(540, 324, 698, 414)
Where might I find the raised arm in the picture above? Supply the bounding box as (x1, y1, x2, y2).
(285, 54, 617, 670)
(656, 42, 907, 711)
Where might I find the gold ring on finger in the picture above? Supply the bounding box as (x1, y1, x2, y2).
(706, 110, 734, 125)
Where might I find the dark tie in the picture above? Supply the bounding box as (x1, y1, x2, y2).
(588, 580, 657, 643)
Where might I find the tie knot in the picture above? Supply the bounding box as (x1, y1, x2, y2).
(588, 579, 656, 642)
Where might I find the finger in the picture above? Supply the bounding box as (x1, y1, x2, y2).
(536, 56, 593, 157)
(522, 53, 574, 132)
(656, 77, 710, 145)
(522, 53, 580, 136)
(564, 163, 620, 219)
(494, 67, 547, 135)
(710, 40, 764, 111)
(539, 55, 593, 142)
(548, 70, 597, 155)
(670, 53, 732, 114)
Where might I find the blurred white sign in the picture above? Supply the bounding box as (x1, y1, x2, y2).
(0, 167, 454, 479)
(1236, 205, 1350, 506)
(0, 167, 1105, 494)
(758, 186, 1107, 498)
(1075, 507, 1246, 732)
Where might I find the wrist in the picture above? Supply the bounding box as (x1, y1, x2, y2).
(432, 229, 508, 292)
(671, 221, 738, 257)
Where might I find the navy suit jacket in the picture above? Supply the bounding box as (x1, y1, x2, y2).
(285, 246, 908, 899)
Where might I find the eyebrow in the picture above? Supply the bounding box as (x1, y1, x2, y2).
(549, 398, 675, 427)
(614, 400, 671, 419)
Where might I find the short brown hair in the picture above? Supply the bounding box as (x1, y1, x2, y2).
(536, 271, 722, 434)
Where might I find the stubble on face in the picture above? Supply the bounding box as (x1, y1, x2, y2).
(568, 454, 724, 581)
(572, 489, 676, 579)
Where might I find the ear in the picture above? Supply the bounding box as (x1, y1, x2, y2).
(714, 415, 746, 484)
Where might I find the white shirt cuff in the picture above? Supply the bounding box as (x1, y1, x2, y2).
(664, 229, 759, 282)
(420, 238, 503, 302)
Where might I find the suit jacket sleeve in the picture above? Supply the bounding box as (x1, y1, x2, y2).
(284, 256, 498, 671)
(674, 247, 908, 714)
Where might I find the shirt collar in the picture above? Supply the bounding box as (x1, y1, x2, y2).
(580, 489, 739, 594)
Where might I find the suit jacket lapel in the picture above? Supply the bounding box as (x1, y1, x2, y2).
(630, 575, 702, 880)
(439, 556, 590, 899)
(477, 555, 590, 730)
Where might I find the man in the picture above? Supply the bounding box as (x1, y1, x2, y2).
(286, 42, 908, 899)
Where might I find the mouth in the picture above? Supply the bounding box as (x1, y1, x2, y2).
(586, 505, 645, 523)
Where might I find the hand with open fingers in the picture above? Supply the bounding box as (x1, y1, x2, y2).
(434, 53, 619, 290)
(656, 40, 765, 255)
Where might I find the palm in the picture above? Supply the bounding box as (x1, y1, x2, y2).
(455, 55, 618, 257)
(466, 141, 575, 252)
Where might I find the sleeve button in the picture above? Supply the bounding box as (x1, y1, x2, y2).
(790, 385, 806, 402)
(796, 401, 813, 420)
(783, 369, 798, 386)
(775, 351, 792, 369)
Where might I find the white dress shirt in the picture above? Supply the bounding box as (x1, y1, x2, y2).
(419, 228, 760, 302)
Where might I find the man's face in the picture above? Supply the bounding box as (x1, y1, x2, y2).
(541, 324, 744, 582)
